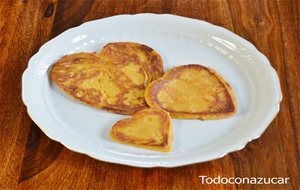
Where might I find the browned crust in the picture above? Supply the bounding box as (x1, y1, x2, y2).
(145, 64, 237, 120)
(50, 53, 140, 115)
(99, 42, 164, 82)
(139, 44, 164, 80)
(110, 108, 172, 152)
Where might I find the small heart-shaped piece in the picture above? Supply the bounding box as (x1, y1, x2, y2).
(110, 108, 172, 152)
(145, 64, 237, 119)
(50, 42, 163, 115)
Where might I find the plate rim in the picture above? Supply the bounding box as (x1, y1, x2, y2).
(22, 13, 282, 167)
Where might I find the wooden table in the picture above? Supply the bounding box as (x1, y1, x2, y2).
(1, 0, 299, 189)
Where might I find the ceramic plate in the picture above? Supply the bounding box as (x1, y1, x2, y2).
(22, 14, 282, 167)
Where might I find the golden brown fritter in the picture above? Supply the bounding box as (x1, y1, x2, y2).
(110, 108, 172, 152)
(145, 64, 237, 120)
(50, 42, 164, 115)
(99, 42, 163, 82)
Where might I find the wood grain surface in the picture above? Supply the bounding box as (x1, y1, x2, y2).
(0, 0, 299, 189)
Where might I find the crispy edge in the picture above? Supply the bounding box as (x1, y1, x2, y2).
(144, 64, 237, 120)
(139, 44, 164, 81)
(110, 108, 172, 152)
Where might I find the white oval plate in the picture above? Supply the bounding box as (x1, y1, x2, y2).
(22, 14, 282, 167)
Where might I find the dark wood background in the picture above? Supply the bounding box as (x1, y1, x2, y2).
(0, 0, 299, 189)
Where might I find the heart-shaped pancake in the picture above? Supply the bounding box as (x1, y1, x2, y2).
(50, 42, 163, 115)
(99, 42, 163, 82)
(110, 108, 172, 152)
(145, 64, 237, 120)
